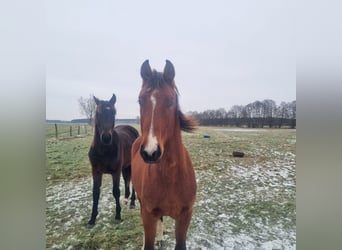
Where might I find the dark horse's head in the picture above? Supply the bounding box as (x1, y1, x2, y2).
(94, 94, 116, 145)
(138, 60, 197, 163)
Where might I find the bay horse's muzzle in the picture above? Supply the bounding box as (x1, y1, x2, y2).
(140, 144, 161, 163)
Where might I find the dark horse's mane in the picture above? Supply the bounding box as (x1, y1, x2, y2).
(148, 70, 198, 133)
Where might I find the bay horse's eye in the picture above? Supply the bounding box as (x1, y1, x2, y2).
(138, 98, 144, 106)
(167, 99, 174, 108)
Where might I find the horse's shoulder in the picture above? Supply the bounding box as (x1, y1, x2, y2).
(132, 136, 142, 154)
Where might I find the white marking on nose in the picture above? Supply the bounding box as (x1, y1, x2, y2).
(144, 91, 158, 155)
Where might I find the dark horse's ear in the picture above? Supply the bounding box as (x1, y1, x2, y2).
(93, 96, 100, 105)
(163, 59, 175, 83)
(140, 60, 152, 81)
(109, 94, 116, 105)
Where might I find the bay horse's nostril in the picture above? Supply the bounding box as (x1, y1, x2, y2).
(140, 145, 161, 163)
(101, 133, 112, 145)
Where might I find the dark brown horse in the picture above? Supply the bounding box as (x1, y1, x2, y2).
(88, 94, 139, 226)
(132, 60, 198, 249)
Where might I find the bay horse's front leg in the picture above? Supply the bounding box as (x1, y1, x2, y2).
(141, 208, 159, 250)
(174, 207, 193, 250)
(112, 174, 122, 222)
(88, 172, 102, 226)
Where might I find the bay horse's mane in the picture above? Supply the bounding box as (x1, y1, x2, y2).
(146, 69, 198, 133)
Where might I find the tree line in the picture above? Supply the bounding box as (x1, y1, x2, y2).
(78, 95, 296, 128)
(188, 99, 296, 128)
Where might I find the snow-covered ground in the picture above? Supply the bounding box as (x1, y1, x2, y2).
(187, 161, 295, 249)
(46, 128, 296, 249)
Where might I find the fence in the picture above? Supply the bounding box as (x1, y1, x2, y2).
(46, 123, 93, 139)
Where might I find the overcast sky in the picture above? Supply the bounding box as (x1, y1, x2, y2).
(46, 0, 295, 120)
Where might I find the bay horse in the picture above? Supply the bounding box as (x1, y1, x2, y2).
(132, 60, 198, 250)
(87, 94, 139, 226)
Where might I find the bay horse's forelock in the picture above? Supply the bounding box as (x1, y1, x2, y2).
(132, 60, 197, 250)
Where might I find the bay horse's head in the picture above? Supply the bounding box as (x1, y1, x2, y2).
(93, 94, 116, 145)
(138, 60, 197, 164)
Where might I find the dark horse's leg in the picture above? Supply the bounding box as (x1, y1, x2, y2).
(112, 174, 122, 222)
(88, 171, 102, 226)
(122, 165, 136, 209)
(121, 167, 131, 200)
(174, 208, 193, 250)
(130, 182, 136, 209)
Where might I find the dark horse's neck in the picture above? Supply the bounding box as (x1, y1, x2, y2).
(93, 127, 119, 156)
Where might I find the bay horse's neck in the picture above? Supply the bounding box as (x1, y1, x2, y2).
(163, 123, 185, 161)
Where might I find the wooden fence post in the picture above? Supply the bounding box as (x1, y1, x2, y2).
(70, 126, 72, 136)
(85, 125, 87, 134)
(55, 123, 58, 139)
(78, 125, 80, 135)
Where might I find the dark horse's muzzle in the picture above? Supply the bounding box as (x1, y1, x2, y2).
(140, 144, 161, 164)
(101, 132, 112, 145)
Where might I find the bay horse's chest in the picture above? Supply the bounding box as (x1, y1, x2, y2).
(140, 162, 196, 214)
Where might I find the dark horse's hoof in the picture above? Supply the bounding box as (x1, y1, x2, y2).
(114, 218, 122, 224)
(129, 204, 136, 209)
(156, 240, 164, 248)
(86, 223, 95, 228)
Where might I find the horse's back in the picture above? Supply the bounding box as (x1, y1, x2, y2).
(115, 125, 139, 143)
(115, 125, 139, 167)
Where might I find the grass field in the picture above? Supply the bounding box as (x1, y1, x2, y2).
(46, 124, 296, 249)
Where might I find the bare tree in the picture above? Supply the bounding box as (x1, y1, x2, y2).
(78, 94, 96, 125)
(262, 99, 276, 128)
(277, 101, 289, 128)
(289, 100, 296, 128)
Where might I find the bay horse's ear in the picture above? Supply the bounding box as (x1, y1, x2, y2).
(140, 60, 152, 81)
(109, 94, 116, 105)
(163, 59, 175, 83)
(93, 96, 100, 105)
